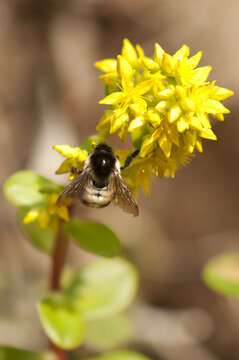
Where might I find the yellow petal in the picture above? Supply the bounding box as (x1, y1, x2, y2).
(128, 117, 144, 132)
(134, 80, 153, 96)
(23, 209, 40, 224)
(173, 45, 190, 61)
(122, 39, 137, 63)
(196, 139, 203, 152)
(175, 85, 187, 99)
(96, 110, 112, 130)
(158, 135, 172, 158)
(110, 112, 128, 133)
(99, 91, 124, 105)
(167, 126, 179, 146)
(155, 100, 167, 112)
(187, 51, 202, 68)
(192, 66, 212, 83)
(168, 105, 182, 123)
(158, 88, 174, 99)
(189, 117, 203, 131)
(162, 53, 176, 73)
(118, 122, 128, 141)
(141, 173, 151, 195)
(48, 194, 59, 206)
(180, 97, 195, 111)
(58, 206, 70, 222)
(99, 73, 118, 85)
(117, 55, 133, 86)
(147, 110, 161, 128)
(38, 210, 50, 229)
(214, 113, 224, 121)
(53, 145, 88, 160)
(55, 159, 71, 174)
(197, 113, 211, 128)
(136, 44, 145, 58)
(140, 136, 155, 157)
(177, 118, 189, 132)
(94, 59, 117, 73)
(142, 57, 159, 71)
(154, 43, 165, 62)
(211, 86, 234, 101)
(130, 98, 147, 115)
(202, 99, 230, 114)
(77, 150, 89, 162)
(151, 127, 162, 141)
(200, 128, 217, 140)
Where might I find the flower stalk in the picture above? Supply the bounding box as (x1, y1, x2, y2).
(49, 221, 69, 360)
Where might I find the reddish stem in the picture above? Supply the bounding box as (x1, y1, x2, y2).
(50, 222, 69, 290)
(49, 222, 69, 360)
(50, 344, 69, 360)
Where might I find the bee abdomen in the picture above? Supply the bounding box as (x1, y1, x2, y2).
(81, 187, 113, 208)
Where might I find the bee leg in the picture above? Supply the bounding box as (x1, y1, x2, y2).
(121, 149, 140, 170)
(71, 167, 82, 175)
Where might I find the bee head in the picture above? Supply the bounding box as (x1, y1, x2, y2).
(93, 143, 113, 154)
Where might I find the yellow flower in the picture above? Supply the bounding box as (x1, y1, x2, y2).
(98, 55, 153, 138)
(23, 193, 70, 232)
(95, 39, 233, 195)
(53, 144, 88, 180)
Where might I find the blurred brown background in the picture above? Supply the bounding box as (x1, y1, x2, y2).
(0, 1, 239, 359)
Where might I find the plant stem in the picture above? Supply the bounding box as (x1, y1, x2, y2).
(49, 221, 69, 360)
(50, 345, 69, 360)
(50, 222, 69, 290)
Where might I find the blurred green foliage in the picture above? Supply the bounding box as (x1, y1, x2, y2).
(203, 253, 239, 297)
(3, 170, 145, 359)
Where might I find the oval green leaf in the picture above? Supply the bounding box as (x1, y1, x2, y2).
(64, 220, 121, 257)
(64, 258, 138, 320)
(3, 171, 56, 207)
(38, 296, 84, 350)
(202, 253, 239, 297)
(18, 207, 55, 254)
(85, 314, 132, 350)
(0, 346, 42, 360)
(81, 351, 151, 360)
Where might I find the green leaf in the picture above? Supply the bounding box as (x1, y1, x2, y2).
(0, 346, 42, 360)
(202, 253, 239, 297)
(64, 258, 138, 320)
(81, 350, 151, 360)
(38, 296, 84, 350)
(18, 207, 55, 253)
(80, 135, 101, 153)
(64, 220, 121, 257)
(3, 171, 56, 207)
(85, 314, 132, 350)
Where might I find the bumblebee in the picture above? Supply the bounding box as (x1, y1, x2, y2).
(57, 143, 139, 216)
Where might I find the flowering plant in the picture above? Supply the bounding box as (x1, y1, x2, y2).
(3, 39, 233, 360)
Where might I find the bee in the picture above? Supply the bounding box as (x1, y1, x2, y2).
(57, 143, 139, 216)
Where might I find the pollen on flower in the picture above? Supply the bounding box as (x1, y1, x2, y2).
(94, 39, 233, 195)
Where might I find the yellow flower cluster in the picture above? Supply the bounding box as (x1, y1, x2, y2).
(94, 39, 233, 195)
(53, 145, 88, 180)
(23, 193, 70, 231)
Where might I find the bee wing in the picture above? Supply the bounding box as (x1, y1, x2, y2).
(113, 170, 139, 217)
(57, 171, 89, 206)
